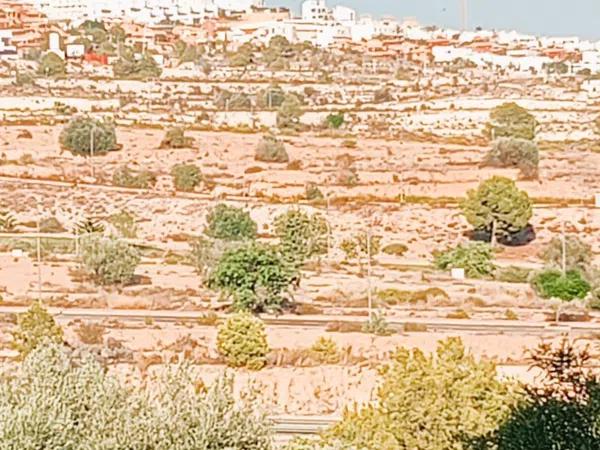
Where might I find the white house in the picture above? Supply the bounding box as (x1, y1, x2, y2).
(332, 5, 355, 25)
(66, 43, 86, 58)
(301, 0, 332, 22)
(0, 30, 17, 60)
(580, 51, 600, 73)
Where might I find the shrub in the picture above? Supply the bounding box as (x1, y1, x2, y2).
(323, 338, 518, 450)
(74, 321, 106, 345)
(494, 265, 532, 283)
(73, 217, 105, 235)
(15, 70, 36, 86)
(112, 51, 161, 80)
(340, 233, 381, 266)
(108, 210, 137, 238)
(273, 209, 329, 265)
(205, 204, 257, 241)
(80, 234, 140, 285)
(276, 94, 303, 130)
(531, 269, 591, 301)
(434, 242, 495, 278)
(217, 312, 269, 370)
(0, 210, 16, 232)
(486, 102, 537, 140)
(305, 183, 324, 200)
(540, 236, 592, 274)
(38, 217, 65, 233)
(209, 242, 297, 313)
(0, 345, 274, 448)
(38, 52, 66, 77)
(362, 312, 395, 336)
(377, 287, 449, 305)
(159, 127, 194, 149)
(484, 137, 539, 179)
(171, 163, 202, 191)
(11, 302, 63, 359)
(310, 337, 340, 364)
(256, 84, 286, 109)
(461, 176, 532, 239)
(382, 243, 408, 256)
(59, 116, 117, 156)
(214, 89, 252, 110)
(255, 135, 289, 163)
(325, 112, 344, 129)
(190, 237, 237, 281)
(112, 165, 156, 188)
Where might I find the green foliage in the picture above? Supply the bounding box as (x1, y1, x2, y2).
(486, 102, 537, 140)
(15, 70, 36, 86)
(276, 94, 303, 130)
(531, 269, 591, 301)
(112, 164, 157, 188)
(461, 176, 532, 237)
(11, 302, 63, 359)
(38, 52, 66, 77)
(469, 339, 600, 450)
(229, 42, 255, 67)
(109, 24, 126, 43)
(262, 36, 291, 66)
(171, 163, 202, 191)
(434, 242, 496, 278)
(0, 210, 17, 231)
(325, 112, 345, 129)
(362, 312, 395, 336)
(255, 135, 289, 163)
(59, 116, 117, 156)
(273, 209, 329, 265)
(310, 337, 340, 364)
(484, 137, 539, 179)
(73, 217, 105, 235)
(190, 237, 237, 281)
(377, 287, 449, 305)
(217, 312, 269, 370)
(324, 338, 519, 450)
(113, 50, 161, 80)
(215, 89, 252, 110)
(0, 344, 274, 448)
(540, 236, 592, 273)
(205, 204, 257, 242)
(80, 234, 140, 285)
(305, 183, 324, 200)
(340, 233, 381, 263)
(108, 210, 137, 239)
(208, 242, 297, 313)
(160, 127, 194, 149)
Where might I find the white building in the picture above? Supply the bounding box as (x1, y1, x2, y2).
(0, 30, 18, 60)
(301, 0, 332, 22)
(332, 5, 355, 25)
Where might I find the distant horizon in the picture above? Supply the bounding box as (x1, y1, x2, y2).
(266, 0, 600, 41)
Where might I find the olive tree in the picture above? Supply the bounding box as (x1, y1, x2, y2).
(59, 116, 117, 156)
(461, 176, 532, 241)
(79, 234, 140, 285)
(486, 102, 537, 140)
(38, 52, 66, 77)
(273, 209, 329, 265)
(484, 137, 539, 179)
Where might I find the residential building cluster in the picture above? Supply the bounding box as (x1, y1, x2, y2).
(0, 0, 600, 76)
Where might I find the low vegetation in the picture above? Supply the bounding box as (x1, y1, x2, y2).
(434, 242, 496, 278)
(217, 312, 269, 370)
(171, 163, 202, 191)
(255, 135, 289, 163)
(79, 234, 140, 285)
(205, 204, 257, 242)
(484, 137, 539, 179)
(11, 302, 63, 359)
(59, 116, 117, 156)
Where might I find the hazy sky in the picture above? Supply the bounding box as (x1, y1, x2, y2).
(266, 0, 600, 40)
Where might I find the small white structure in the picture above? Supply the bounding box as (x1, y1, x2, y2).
(451, 268, 465, 280)
(0, 30, 17, 60)
(301, 0, 332, 22)
(595, 194, 600, 208)
(66, 43, 85, 58)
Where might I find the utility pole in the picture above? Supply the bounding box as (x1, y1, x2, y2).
(366, 225, 373, 322)
(36, 216, 42, 303)
(459, 0, 468, 31)
(89, 124, 95, 179)
(561, 221, 567, 274)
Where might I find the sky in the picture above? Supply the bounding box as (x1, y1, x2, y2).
(266, 0, 600, 40)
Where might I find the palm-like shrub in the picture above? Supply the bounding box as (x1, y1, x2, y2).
(79, 234, 140, 285)
(11, 302, 63, 359)
(217, 312, 269, 370)
(59, 116, 117, 156)
(461, 176, 532, 238)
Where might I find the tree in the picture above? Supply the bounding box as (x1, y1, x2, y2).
(486, 102, 537, 140)
(229, 42, 255, 67)
(204, 204, 257, 242)
(38, 52, 66, 77)
(80, 234, 140, 285)
(323, 338, 519, 450)
(255, 135, 289, 163)
(208, 242, 298, 313)
(469, 339, 600, 450)
(461, 176, 532, 240)
(113, 50, 161, 80)
(273, 209, 329, 265)
(276, 94, 303, 130)
(217, 312, 269, 370)
(109, 24, 126, 43)
(59, 116, 117, 156)
(11, 302, 63, 359)
(0, 344, 274, 449)
(484, 137, 539, 179)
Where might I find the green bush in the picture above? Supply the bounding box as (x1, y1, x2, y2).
(461, 176, 532, 238)
(305, 183, 324, 200)
(325, 112, 345, 129)
(540, 236, 592, 274)
(362, 312, 395, 336)
(493, 265, 532, 283)
(171, 163, 202, 191)
(339, 233, 381, 264)
(209, 242, 297, 313)
(531, 269, 591, 301)
(273, 209, 328, 265)
(80, 234, 140, 285)
(11, 302, 63, 359)
(112, 165, 156, 188)
(112, 51, 161, 80)
(159, 127, 194, 149)
(486, 102, 537, 140)
(323, 338, 518, 450)
(108, 210, 137, 239)
(190, 237, 238, 281)
(205, 204, 257, 241)
(276, 94, 303, 130)
(382, 243, 408, 256)
(434, 242, 496, 278)
(256, 84, 286, 109)
(38, 52, 66, 77)
(484, 137, 539, 179)
(59, 116, 117, 156)
(255, 135, 289, 163)
(15, 70, 36, 86)
(310, 337, 340, 364)
(0, 344, 274, 448)
(217, 312, 269, 370)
